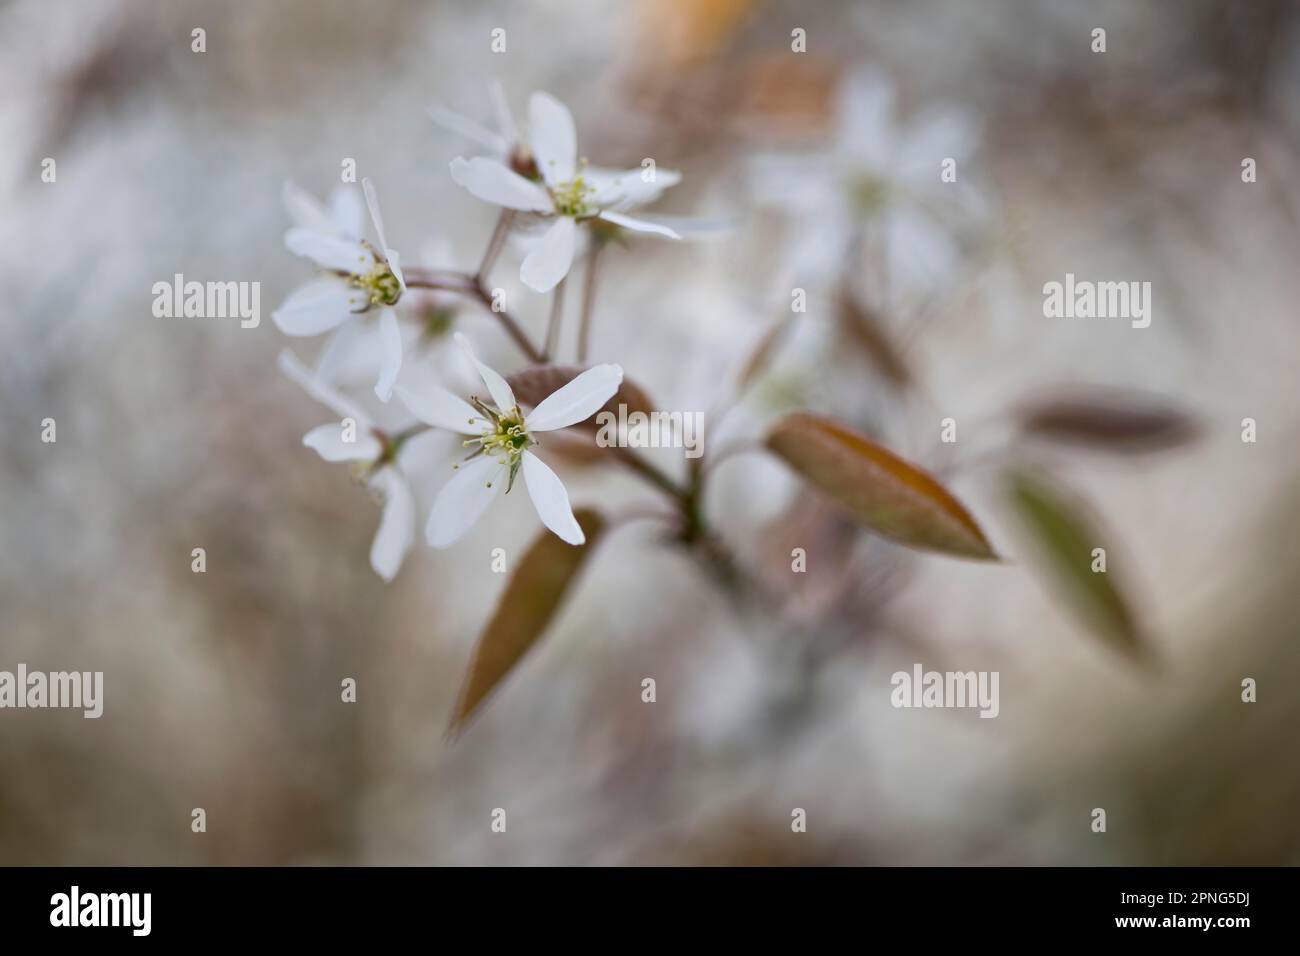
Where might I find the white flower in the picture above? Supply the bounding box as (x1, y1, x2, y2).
(449, 91, 685, 292)
(278, 349, 415, 582)
(748, 68, 982, 297)
(273, 177, 406, 402)
(396, 333, 622, 548)
(429, 81, 519, 165)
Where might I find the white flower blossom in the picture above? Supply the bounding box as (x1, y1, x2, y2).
(449, 92, 685, 292)
(749, 68, 982, 299)
(396, 333, 622, 547)
(273, 178, 407, 402)
(278, 349, 416, 582)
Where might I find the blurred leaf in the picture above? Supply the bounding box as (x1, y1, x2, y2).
(448, 509, 605, 737)
(1005, 469, 1149, 664)
(837, 285, 911, 390)
(1017, 389, 1199, 453)
(736, 317, 795, 394)
(765, 413, 996, 559)
(507, 365, 655, 432)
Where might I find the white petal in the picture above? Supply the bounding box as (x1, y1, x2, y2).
(314, 320, 365, 383)
(490, 81, 517, 147)
(428, 102, 508, 154)
(282, 181, 335, 234)
(522, 452, 584, 545)
(328, 185, 365, 240)
(453, 332, 517, 411)
(369, 467, 415, 582)
(587, 166, 681, 209)
(426, 456, 505, 548)
(394, 382, 487, 434)
(630, 212, 734, 240)
(303, 422, 381, 462)
(525, 363, 623, 432)
(449, 157, 552, 212)
(272, 276, 364, 336)
(520, 215, 576, 292)
(529, 91, 576, 187)
(278, 349, 371, 424)
(285, 228, 375, 273)
(374, 307, 402, 402)
(385, 247, 405, 290)
(361, 177, 393, 255)
(597, 210, 681, 239)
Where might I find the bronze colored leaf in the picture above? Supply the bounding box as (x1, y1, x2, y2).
(507, 365, 656, 431)
(1005, 469, 1149, 664)
(836, 286, 911, 389)
(447, 509, 605, 736)
(1017, 389, 1199, 453)
(736, 317, 795, 394)
(765, 413, 996, 559)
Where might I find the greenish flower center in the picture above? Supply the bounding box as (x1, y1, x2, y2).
(550, 175, 593, 217)
(462, 399, 533, 492)
(849, 172, 890, 214)
(349, 244, 402, 307)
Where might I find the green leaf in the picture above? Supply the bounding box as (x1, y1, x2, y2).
(765, 412, 996, 559)
(447, 509, 605, 737)
(1004, 469, 1150, 664)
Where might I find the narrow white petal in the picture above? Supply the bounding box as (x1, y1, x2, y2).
(369, 467, 415, 582)
(303, 422, 381, 462)
(426, 456, 505, 548)
(282, 180, 334, 234)
(449, 157, 552, 212)
(278, 349, 371, 424)
(385, 247, 405, 290)
(394, 382, 487, 434)
(285, 228, 375, 273)
(529, 91, 576, 187)
(633, 212, 735, 240)
(520, 215, 576, 292)
(587, 166, 681, 209)
(597, 210, 681, 239)
(428, 102, 508, 154)
(314, 320, 365, 383)
(328, 185, 365, 240)
(490, 81, 517, 146)
(522, 452, 584, 545)
(272, 277, 363, 336)
(361, 177, 391, 255)
(374, 307, 402, 402)
(454, 332, 517, 411)
(525, 363, 623, 432)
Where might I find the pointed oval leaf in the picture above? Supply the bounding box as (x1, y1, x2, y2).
(448, 509, 605, 736)
(1004, 469, 1149, 664)
(507, 365, 655, 431)
(1017, 388, 1199, 453)
(765, 412, 996, 559)
(736, 317, 796, 393)
(837, 285, 911, 390)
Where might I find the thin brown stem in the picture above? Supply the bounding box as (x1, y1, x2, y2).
(577, 243, 603, 363)
(476, 210, 515, 281)
(402, 267, 542, 364)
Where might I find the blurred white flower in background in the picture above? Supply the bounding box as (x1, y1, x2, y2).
(278, 351, 422, 581)
(397, 334, 622, 547)
(749, 68, 983, 306)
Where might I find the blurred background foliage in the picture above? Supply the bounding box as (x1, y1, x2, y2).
(1, 0, 1299, 864)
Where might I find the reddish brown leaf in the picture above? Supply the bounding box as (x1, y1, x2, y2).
(447, 509, 605, 736)
(765, 413, 996, 559)
(836, 286, 911, 389)
(1017, 388, 1199, 453)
